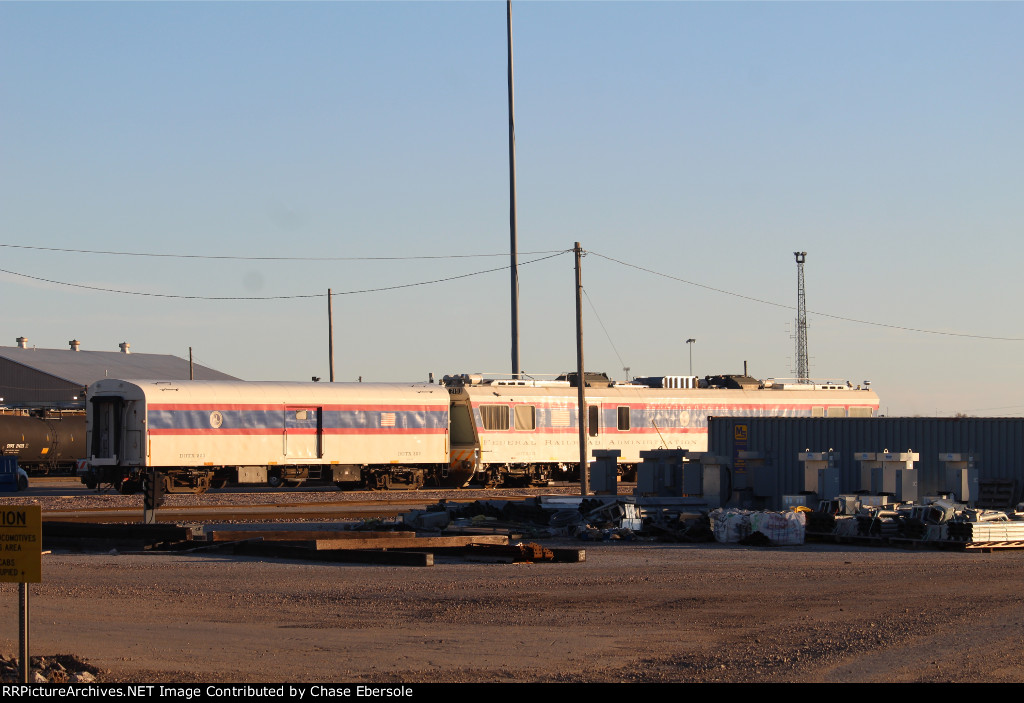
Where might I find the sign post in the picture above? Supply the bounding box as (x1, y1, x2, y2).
(0, 505, 43, 683)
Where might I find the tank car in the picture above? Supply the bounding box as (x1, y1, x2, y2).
(0, 413, 86, 474)
(82, 379, 450, 494)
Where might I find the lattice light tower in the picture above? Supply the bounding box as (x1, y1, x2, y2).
(794, 251, 809, 383)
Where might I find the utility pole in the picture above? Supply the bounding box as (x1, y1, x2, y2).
(574, 242, 588, 495)
(794, 252, 809, 383)
(507, 0, 521, 377)
(328, 288, 335, 382)
(686, 338, 696, 376)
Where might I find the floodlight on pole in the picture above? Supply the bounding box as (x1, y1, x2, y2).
(686, 338, 696, 376)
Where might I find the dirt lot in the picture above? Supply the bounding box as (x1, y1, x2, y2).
(2, 540, 1023, 683)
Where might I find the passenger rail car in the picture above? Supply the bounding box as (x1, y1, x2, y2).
(83, 379, 450, 493)
(445, 373, 879, 486)
(81, 373, 878, 493)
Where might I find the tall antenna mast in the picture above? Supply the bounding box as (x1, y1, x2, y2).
(507, 0, 521, 377)
(794, 251, 809, 382)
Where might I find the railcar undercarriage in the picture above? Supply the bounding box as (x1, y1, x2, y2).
(470, 463, 554, 488)
(82, 465, 214, 495)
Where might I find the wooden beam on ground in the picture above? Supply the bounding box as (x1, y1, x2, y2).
(313, 534, 510, 551)
(230, 541, 433, 566)
(420, 544, 586, 563)
(208, 530, 417, 542)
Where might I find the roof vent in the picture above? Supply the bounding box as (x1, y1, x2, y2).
(119, 342, 130, 354)
(69, 339, 81, 352)
(16, 337, 28, 349)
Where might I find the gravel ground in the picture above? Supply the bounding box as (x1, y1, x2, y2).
(3, 483, 1022, 683)
(3, 541, 1023, 683)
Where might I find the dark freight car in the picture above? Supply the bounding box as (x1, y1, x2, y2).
(0, 413, 86, 473)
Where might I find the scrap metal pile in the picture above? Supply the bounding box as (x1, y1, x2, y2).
(406, 494, 1024, 552)
(408, 497, 807, 546)
(405, 496, 647, 541)
(806, 497, 1024, 549)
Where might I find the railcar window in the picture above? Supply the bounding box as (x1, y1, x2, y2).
(849, 407, 873, 418)
(826, 407, 846, 418)
(588, 405, 599, 437)
(617, 406, 630, 431)
(480, 404, 510, 431)
(295, 410, 308, 421)
(514, 405, 536, 431)
(811, 407, 825, 418)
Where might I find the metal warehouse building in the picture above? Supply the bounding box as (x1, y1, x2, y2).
(0, 337, 239, 408)
(707, 417, 1024, 510)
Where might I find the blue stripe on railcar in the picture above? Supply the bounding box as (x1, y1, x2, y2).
(148, 409, 448, 431)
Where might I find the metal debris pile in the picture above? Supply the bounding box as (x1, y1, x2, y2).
(409, 496, 717, 543)
(807, 497, 1024, 548)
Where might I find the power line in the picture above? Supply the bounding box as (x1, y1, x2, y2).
(588, 250, 1024, 342)
(581, 288, 629, 373)
(0, 242, 563, 262)
(0, 251, 569, 301)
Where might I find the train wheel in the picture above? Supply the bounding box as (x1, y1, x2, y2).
(210, 479, 228, 489)
(267, 474, 283, 488)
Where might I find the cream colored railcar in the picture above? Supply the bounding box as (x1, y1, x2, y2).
(86, 379, 450, 492)
(444, 374, 879, 486)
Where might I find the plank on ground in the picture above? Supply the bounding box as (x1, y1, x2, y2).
(313, 534, 510, 550)
(208, 530, 417, 542)
(423, 545, 586, 563)
(231, 541, 433, 566)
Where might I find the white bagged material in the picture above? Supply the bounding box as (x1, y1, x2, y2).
(710, 508, 805, 545)
(750, 510, 805, 545)
(710, 508, 751, 543)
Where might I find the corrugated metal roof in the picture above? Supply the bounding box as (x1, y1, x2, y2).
(0, 346, 240, 386)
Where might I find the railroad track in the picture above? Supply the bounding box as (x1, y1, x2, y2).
(43, 496, 447, 523)
(14, 480, 610, 524)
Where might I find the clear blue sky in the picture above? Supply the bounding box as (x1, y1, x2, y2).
(2, 1, 1022, 416)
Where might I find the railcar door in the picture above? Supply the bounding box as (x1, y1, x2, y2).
(122, 401, 143, 464)
(284, 406, 323, 459)
(90, 397, 123, 462)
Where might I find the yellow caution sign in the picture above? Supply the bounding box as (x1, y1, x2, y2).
(0, 505, 42, 583)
